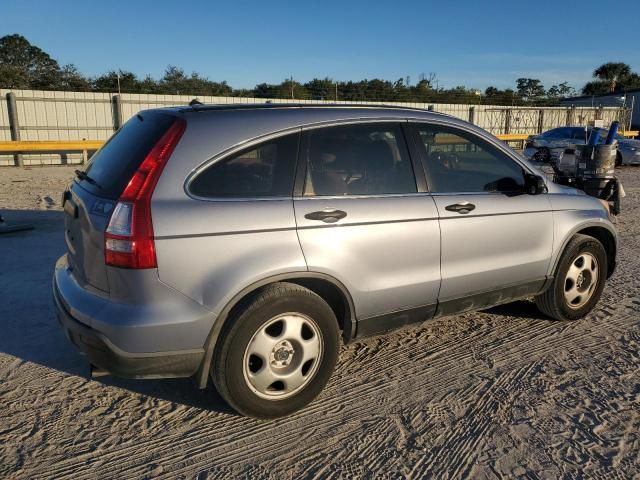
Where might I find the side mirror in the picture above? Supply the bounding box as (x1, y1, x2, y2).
(524, 173, 547, 195)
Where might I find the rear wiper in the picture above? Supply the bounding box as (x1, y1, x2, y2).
(75, 169, 101, 189)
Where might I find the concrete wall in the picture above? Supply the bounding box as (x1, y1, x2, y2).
(0, 88, 629, 166)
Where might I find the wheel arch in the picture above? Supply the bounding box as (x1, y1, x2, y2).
(577, 226, 617, 278)
(195, 272, 356, 388)
(551, 222, 617, 280)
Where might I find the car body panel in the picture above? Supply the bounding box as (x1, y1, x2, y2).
(294, 194, 441, 319)
(432, 193, 554, 300)
(546, 191, 616, 275)
(64, 182, 112, 292)
(153, 198, 306, 314)
(54, 254, 213, 353)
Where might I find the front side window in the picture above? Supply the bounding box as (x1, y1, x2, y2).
(414, 124, 526, 194)
(189, 133, 299, 198)
(303, 123, 416, 196)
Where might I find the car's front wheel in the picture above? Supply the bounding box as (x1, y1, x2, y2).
(535, 234, 607, 321)
(212, 282, 340, 419)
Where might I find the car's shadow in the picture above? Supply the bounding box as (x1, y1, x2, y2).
(0, 209, 235, 414)
(483, 299, 547, 320)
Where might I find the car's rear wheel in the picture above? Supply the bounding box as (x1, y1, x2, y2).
(535, 234, 607, 321)
(616, 151, 623, 167)
(212, 282, 340, 419)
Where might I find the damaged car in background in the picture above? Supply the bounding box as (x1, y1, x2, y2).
(524, 126, 640, 167)
(523, 123, 627, 216)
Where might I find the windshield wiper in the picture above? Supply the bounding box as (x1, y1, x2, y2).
(74, 169, 101, 189)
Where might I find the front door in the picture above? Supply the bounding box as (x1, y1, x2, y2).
(409, 122, 554, 310)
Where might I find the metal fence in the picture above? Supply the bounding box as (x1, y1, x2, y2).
(0, 88, 631, 166)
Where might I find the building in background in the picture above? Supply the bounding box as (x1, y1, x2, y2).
(561, 89, 639, 130)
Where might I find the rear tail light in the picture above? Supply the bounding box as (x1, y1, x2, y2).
(105, 118, 186, 268)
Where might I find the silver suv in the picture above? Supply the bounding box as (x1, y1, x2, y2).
(53, 105, 617, 418)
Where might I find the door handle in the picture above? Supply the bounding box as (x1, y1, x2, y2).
(304, 209, 347, 223)
(445, 201, 475, 214)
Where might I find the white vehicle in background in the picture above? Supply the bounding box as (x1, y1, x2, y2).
(524, 127, 640, 168)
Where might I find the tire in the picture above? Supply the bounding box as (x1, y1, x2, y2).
(535, 147, 551, 163)
(616, 152, 623, 167)
(212, 282, 340, 419)
(535, 234, 607, 321)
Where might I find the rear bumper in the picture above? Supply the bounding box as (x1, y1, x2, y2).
(53, 256, 206, 379)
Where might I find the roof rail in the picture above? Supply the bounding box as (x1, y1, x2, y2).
(182, 102, 441, 114)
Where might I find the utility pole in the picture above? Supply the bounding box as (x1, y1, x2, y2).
(291, 75, 294, 100)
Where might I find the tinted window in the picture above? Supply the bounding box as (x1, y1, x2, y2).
(571, 128, 588, 140)
(82, 112, 177, 199)
(189, 133, 299, 198)
(415, 125, 525, 193)
(303, 123, 416, 196)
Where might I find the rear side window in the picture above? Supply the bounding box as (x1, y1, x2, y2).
(189, 133, 299, 198)
(303, 123, 416, 196)
(82, 112, 177, 199)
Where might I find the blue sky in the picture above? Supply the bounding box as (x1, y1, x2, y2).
(2, 0, 639, 91)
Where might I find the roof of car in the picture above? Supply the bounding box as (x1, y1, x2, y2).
(149, 102, 511, 147)
(163, 102, 469, 127)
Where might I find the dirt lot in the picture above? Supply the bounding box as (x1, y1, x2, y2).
(0, 166, 638, 479)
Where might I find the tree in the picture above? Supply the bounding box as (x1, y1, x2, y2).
(139, 74, 160, 94)
(0, 34, 62, 89)
(158, 65, 232, 96)
(547, 81, 576, 99)
(410, 78, 434, 102)
(275, 79, 310, 100)
(160, 65, 188, 94)
(516, 78, 545, 102)
(304, 78, 336, 100)
(93, 70, 140, 92)
(582, 62, 640, 95)
(593, 62, 631, 92)
(59, 64, 91, 91)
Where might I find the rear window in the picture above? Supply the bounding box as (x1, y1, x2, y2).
(80, 112, 177, 199)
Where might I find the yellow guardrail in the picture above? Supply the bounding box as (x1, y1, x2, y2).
(0, 140, 103, 152)
(0, 131, 637, 155)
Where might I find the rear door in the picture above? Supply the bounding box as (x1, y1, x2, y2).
(409, 122, 553, 306)
(64, 112, 177, 292)
(293, 122, 441, 327)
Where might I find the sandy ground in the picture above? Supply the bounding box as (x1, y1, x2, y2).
(0, 166, 638, 479)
